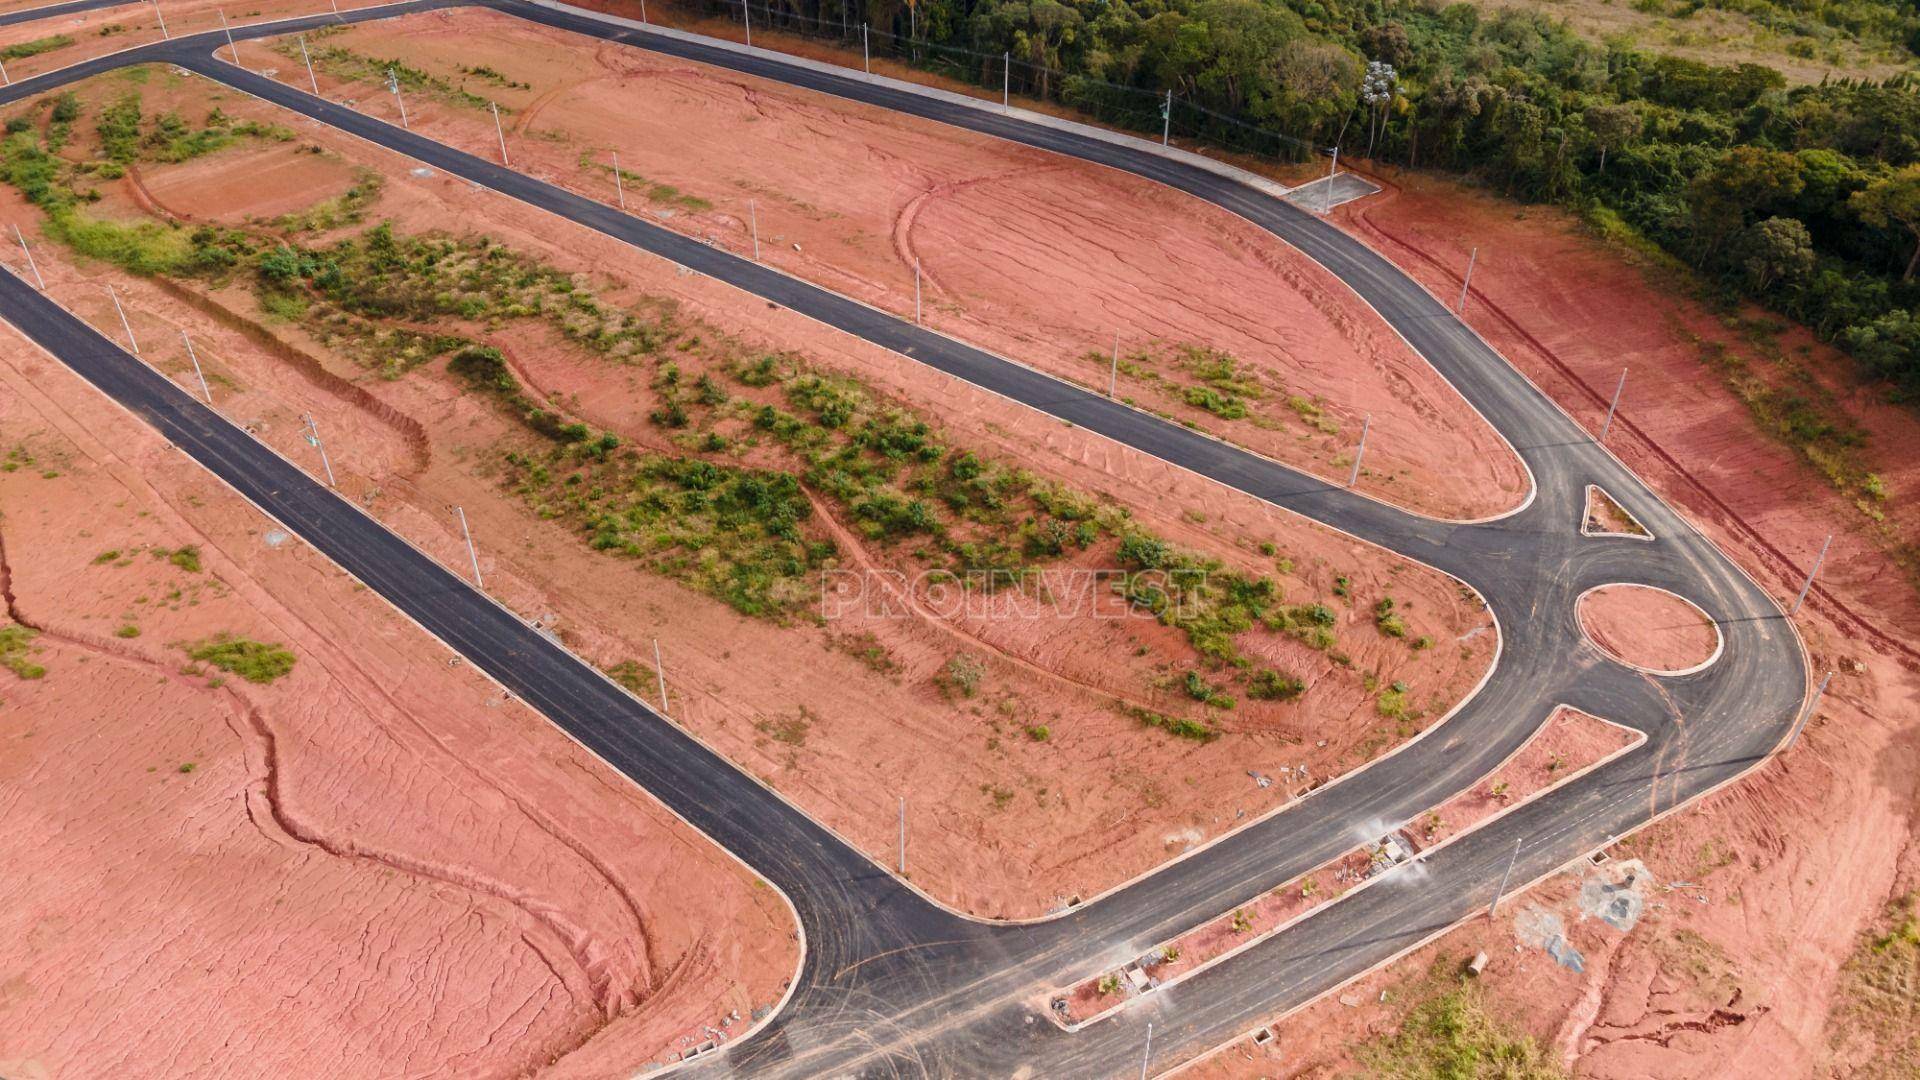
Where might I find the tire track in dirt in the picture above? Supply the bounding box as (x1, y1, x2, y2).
(890, 164, 1072, 305)
(1342, 171, 1917, 669)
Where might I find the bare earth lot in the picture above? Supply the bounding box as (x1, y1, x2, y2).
(0, 326, 794, 1077)
(0, 65, 1495, 924)
(255, 6, 1528, 521)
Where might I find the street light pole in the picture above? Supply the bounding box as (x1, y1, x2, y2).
(387, 67, 409, 130)
(302, 414, 335, 487)
(182, 331, 212, 404)
(1457, 246, 1477, 313)
(299, 34, 319, 95)
(862, 23, 870, 77)
(1600, 367, 1627, 442)
(1109, 332, 1119, 397)
(1324, 146, 1339, 214)
(1782, 670, 1832, 754)
(652, 638, 669, 713)
(1347, 413, 1370, 487)
(1791, 534, 1832, 615)
(897, 795, 906, 874)
(1489, 836, 1521, 918)
(107, 285, 139, 354)
(749, 199, 760, 260)
(454, 505, 482, 588)
(218, 10, 241, 69)
(914, 257, 921, 324)
(153, 0, 169, 39)
(13, 225, 44, 289)
(490, 102, 509, 165)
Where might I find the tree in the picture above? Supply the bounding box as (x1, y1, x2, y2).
(1851, 165, 1920, 281)
(1583, 103, 1640, 173)
(1688, 146, 1805, 253)
(1738, 217, 1815, 292)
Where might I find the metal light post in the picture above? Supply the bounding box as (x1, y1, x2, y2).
(742, 0, 751, 47)
(1457, 246, 1477, 313)
(1791, 534, 1832, 615)
(386, 67, 409, 130)
(1489, 836, 1521, 918)
(862, 23, 870, 77)
(182, 331, 212, 404)
(107, 285, 139, 354)
(611, 151, 627, 210)
(299, 34, 319, 95)
(153, 0, 169, 39)
(0, 58, 10, 87)
(639, 0, 646, 21)
(914, 257, 921, 324)
(1108, 332, 1119, 397)
(897, 795, 906, 874)
(454, 505, 482, 588)
(1003, 52, 1010, 112)
(1600, 367, 1627, 442)
(13, 225, 44, 290)
(1140, 1022, 1152, 1080)
(1347, 413, 1370, 487)
(1160, 89, 1171, 147)
(302, 413, 336, 487)
(490, 102, 509, 165)
(749, 200, 760, 260)
(652, 638, 669, 713)
(218, 9, 241, 69)
(1324, 146, 1339, 214)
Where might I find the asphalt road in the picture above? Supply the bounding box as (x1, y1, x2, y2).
(0, 0, 133, 29)
(0, 4, 1810, 1075)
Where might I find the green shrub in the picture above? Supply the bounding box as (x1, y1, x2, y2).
(186, 634, 296, 684)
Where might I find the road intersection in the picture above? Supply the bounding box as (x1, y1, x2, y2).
(0, 5, 1810, 1073)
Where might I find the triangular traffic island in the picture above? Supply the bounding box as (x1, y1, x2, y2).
(1582, 484, 1652, 540)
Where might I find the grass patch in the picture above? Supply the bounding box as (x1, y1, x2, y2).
(1362, 963, 1565, 1078)
(185, 634, 295, 684)
(0, 624, 46, 679)
(0, 35, 74, 62)
(1827, 894, 1920, 1076)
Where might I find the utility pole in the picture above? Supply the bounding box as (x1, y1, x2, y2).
(181, 331, 212, 404)
(1790, 534, 1832, 615)
(302, 413, 336, 486)
(490, 102, 509, 165)
(218, 10, 241, 69)
(897, 795, 906, 874)
(1489, 836, 1521, 918)
(454, 505, 482, 588)
(1347, 413, 1370, 487)
(611, 151, 627, 210)
(862, 23, 870, 77)
(1160, 89, 1171, 147)
(0, 58, 10, 87)
(1108, 332, 1119, 397)
(749, 199, 759, 260)
(13, 225, 44, 290)
(1456, 246, 1477, 313)
(1782, 670, 1832, 754)
(1600, 367, 1627, 442)
(330, 0, 339, 18)
(298, 34, 319, 95)
(386, 67, 409, 130)
(1324, 146, 1339, 214)
(153, 0, 169, 39)
(652, 638, 668, 713)
(639, 0, 646, 21)
(1140, 1022, 1153, 1080)
(107, 285, 139, 354)
(914, 257, 921, 324)
(742, 0, 751, 47)
(1003, 52, 1010, 112)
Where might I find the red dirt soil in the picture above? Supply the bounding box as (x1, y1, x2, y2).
(1176, 168, 1920, 1077)
(256, 6, 1528, 521)
(1056, 707, 1637, 1025)
(0, 68, 1497, 918)
(0, 334, 795, 1075)
(1579, 584, 1720, 674)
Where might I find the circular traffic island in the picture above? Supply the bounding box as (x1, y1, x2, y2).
(1578, 584, 1721, 675)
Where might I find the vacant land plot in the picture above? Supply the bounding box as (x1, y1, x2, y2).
(254, 6, 1528, 521)
(0, 322, 793, 1076)
(0, 64, 1495, 915)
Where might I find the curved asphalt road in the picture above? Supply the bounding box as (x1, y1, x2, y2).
(0, 0, 134, 29)
(0, 4, 1809, 1075)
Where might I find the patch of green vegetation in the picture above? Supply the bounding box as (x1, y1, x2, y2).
(271, 35, 497, 112)
(185, 634, 295, 684)
(166, 545, 202, 573)
(1375, 595, 1410, 638)
(754, 708, 813, 746)
(1377, 681, 1412, 720)
(274, 164, 384, 234)
(115, 624, 141, 638)
(1183, 669, 1236, 709)
(1246, 667, 1305, 700)
(0, 34, 74, 62)
(935, 652, 986, 699)
(1827, 894, 1920, 1076)
(605, 658, 650, 696)
(458, 64, 530, 90)
(1362, 963, 1565, 1079)
(0, 624, 47, 679)
(1128, 705, 1218, 742)
(577, 152, 713, 212)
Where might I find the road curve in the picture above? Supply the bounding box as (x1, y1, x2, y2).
(0, 5, 1809, 1075)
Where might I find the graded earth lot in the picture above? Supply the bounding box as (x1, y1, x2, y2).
(253, 5, 1528, 521)
(0, 64, 1495, 917)
(1174, 166, 1920, 1078)
(0, 326, 794, 1076)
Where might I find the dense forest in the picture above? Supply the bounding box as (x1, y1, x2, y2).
(708, 0, 1920, 397)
